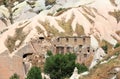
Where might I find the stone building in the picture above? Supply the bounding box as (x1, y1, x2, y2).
(52, 36, 90, 53)
(15, 35, 94, 73)
(52, 36, 94, 64)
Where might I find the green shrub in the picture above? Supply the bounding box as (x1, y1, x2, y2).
(114, 43, 120, 48)
(44, 53, 76, 79)
(10, 73, 19, 79)
(26, 66, 42, 79)
(44, 53, 88, 79)
(75, 63, 88, 74)
(57, 8, 63, 12)
(47, 50, 53, 56)
(102, 45, 108, 53)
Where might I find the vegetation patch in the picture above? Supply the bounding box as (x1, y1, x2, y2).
(75, 23, 85, 36)
(47, 50, 53, 56)
(81, 55, 120, 79)
(5, 35, 16, 53)
(26, 66, 42, 79)
(101, 45, 108, 54)
(56, 15, 74, 36)
(45, 0, 56, 6)
(108, 10, 120, 23)
(0, 28, 8, 34)
(114, 43, 120, 48)
(35, 26, 44, 34)
(47, 13, 54, 16)
(44, 53, 88, 79)
(5, 26, 29, 53)
(109, 0, 117, 6)
(55, 8, 71, 16)
(82, 6, 95, 18)
(38, 20, 59, 37)
(10, 73, 19, 79)
(100, 40, 113, 54)
(76, 63, 88, 74)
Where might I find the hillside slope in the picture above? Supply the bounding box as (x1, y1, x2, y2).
(0, 0, 120, 79)
(0, 0, 120, 54)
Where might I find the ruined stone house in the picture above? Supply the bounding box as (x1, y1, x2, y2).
(52, 36, 94, 64)
(13, 35, 94, 76)
(23, 35, 94, 65)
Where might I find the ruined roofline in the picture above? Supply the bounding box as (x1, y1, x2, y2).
(56, 35, 90, 39)
(55, 45, 74, 47)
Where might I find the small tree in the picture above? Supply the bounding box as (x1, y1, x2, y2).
(114, 43, 120, 48)
(75, 63, 88, 74)
(44, 53, 77, 79)
(102, 45, 108, 53)
(26, 66, 42, 79)
(10, 73, 19, 79)
(47, 50, 53, 56)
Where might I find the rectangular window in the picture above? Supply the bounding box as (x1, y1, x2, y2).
(83, 38, 85, 42)
(84, 54, 87, 57)
(74, 38, 77, 42)
(87, 47, 90, 52)
(57, 38, 60, 42)
(66, 47, 71, 53)
(56, 47, 64, 54)
(66, 38, 69, 42)
(79, 45, 82, 48)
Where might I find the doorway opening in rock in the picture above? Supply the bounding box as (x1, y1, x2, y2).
(23, 53, 33, 58)
(39, 37, 44, 40)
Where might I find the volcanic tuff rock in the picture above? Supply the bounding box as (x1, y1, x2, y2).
(0, 54, 25, 79)
(0, 0, 120, 54)
(0, 0, 120, 79)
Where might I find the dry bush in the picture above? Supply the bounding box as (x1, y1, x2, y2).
(75, 24, 85, 36)
(54, 8, 71, 16)
(38, 20, 59, 37)
(109, 0, 117, 6)
(81, 56, 120, 79)
(5, 26, 28, 53)
(56, 14, 74, 36)
(109, 10, 120, 23)
(35, 26, 44, 34)
(45, 0, 56, 6)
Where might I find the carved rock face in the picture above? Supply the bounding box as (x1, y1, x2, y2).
(0, 55, 25, 79)
(116, 72, 120, 79)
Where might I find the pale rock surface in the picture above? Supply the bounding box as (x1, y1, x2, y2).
(0, 0, 119, 79)
(89, 48, 106, 69)
(15, 40, 21, 47)
(42, 73, 51, 79)
(90, 35, 99, 50)
(0, 55, 25, 79)
(70, 67, 80, 79)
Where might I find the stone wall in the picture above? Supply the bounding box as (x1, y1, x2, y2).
(52, 36, 91, 54)
(52, 36, 94, 65)
(53, 36, 90, 47)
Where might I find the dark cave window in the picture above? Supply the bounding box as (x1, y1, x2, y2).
(23, 53, 33, 58)
(57, 38, 60, 42)
(74, 38, 77, 42)
(84, 54, 87, 57)
(66, 38, 69, 42)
